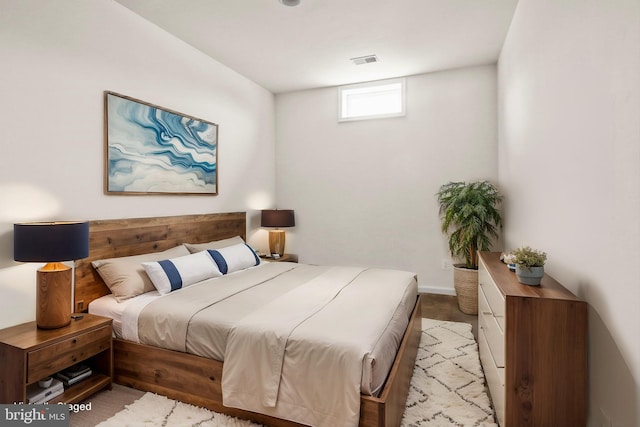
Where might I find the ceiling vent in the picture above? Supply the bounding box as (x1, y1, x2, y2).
(350, 55, 379, 65)
(279, 0, 300, 6)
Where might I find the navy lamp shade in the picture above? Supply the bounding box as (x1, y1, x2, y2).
(14, 221, 89, 263)
(261, 209, 295, 257)
(14, 221, 89, 329)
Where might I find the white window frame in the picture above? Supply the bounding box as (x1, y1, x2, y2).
(338, 78, 406, 122)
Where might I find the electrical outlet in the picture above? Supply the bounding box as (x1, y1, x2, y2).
(76, 300, 85, 311)
(441, 260, 452, 271)
(599, 408, 612, 427)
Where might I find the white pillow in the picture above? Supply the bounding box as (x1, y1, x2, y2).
(92, 245, 190, 301)
(142, 250, 222, 295)
(208, 243, 260, 274)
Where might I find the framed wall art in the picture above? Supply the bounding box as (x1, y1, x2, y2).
(104, 91, 218, 195)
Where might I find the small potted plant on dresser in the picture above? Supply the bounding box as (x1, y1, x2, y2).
(511, 246, 547, 285)
(436, 180, 503, 314)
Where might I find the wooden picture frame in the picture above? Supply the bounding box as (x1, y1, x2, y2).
(104, 91, 218, 195)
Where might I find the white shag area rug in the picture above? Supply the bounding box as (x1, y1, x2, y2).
(403, 319, 497, 427)
(97, 318, 496, 427)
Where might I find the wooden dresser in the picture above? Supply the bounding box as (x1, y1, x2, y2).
(477, 251, 587, 427)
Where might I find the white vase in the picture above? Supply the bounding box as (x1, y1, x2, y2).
(515, 265, 544, 286)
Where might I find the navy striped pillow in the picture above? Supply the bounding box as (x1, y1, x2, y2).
(142, 250, 222, 294)
(208, 243, 260, 274)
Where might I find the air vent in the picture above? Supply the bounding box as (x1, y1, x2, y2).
(350, 55, 379, 65)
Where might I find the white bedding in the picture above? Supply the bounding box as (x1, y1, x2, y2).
(88, 290, 160, 339)
(88, 267, 416, 398)
(88, 262, 274, 338)
(89, 261, 418, 426)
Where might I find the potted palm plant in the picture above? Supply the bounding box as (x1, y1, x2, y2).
(436, 181, 502, 314)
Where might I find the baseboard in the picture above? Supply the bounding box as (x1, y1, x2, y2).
(418, 285, 456, 296)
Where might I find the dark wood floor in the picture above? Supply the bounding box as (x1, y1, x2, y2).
(420, 293, 478, 340)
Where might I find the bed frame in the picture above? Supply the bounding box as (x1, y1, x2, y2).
(75, 212, 422, 427)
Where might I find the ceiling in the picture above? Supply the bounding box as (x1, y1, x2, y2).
(114, 0, 519, 94)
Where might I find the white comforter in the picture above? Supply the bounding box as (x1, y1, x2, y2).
(121, 262, 417, 427)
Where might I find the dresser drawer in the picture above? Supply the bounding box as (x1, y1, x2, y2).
(478, 260, 505, 330)
(27, 325, 111, 383)
(479, 287, 505, 368)
(479, 328, 505, 426)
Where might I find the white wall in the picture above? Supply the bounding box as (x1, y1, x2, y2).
(0, 0, 276, 329)
(275, 65, 498, 294)
(498, 0, 640, 425)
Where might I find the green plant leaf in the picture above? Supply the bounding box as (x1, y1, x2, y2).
(436, 180, 503, 269)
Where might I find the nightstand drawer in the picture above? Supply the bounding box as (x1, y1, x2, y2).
(27, 325, 111, 383)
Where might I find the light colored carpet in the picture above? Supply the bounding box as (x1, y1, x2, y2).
(70, 383, 145, 427)
(79, 319, 497, 427)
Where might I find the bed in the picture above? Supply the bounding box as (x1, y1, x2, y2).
(75, 212, 422, 427)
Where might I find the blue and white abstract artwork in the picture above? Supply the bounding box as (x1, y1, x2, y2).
(106, 92, 218, 194)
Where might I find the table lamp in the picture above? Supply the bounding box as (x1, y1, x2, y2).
(261, 209, 295, 257)
(14, 221, 89, 329)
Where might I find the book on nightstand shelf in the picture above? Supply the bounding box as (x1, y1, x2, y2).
(27, 379, 64, 404)
(56, 364, 92, 387)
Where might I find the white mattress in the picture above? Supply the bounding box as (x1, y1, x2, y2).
(89, 291, 160, 339)
(89, 263, 417, 397)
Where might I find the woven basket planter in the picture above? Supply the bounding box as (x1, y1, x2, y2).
(453, 265, 479, 315)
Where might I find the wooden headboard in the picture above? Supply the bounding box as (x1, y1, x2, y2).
(74, 212, 246, 312)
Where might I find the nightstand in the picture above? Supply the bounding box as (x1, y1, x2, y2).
(0, 314, 113, 404)
(260, 253, 298, 263)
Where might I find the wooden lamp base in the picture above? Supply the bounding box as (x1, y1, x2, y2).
(268, 230, 286, 257)
(36, 262, 72, 329)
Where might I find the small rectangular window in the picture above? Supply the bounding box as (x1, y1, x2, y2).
(338, 78, 406, 122)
